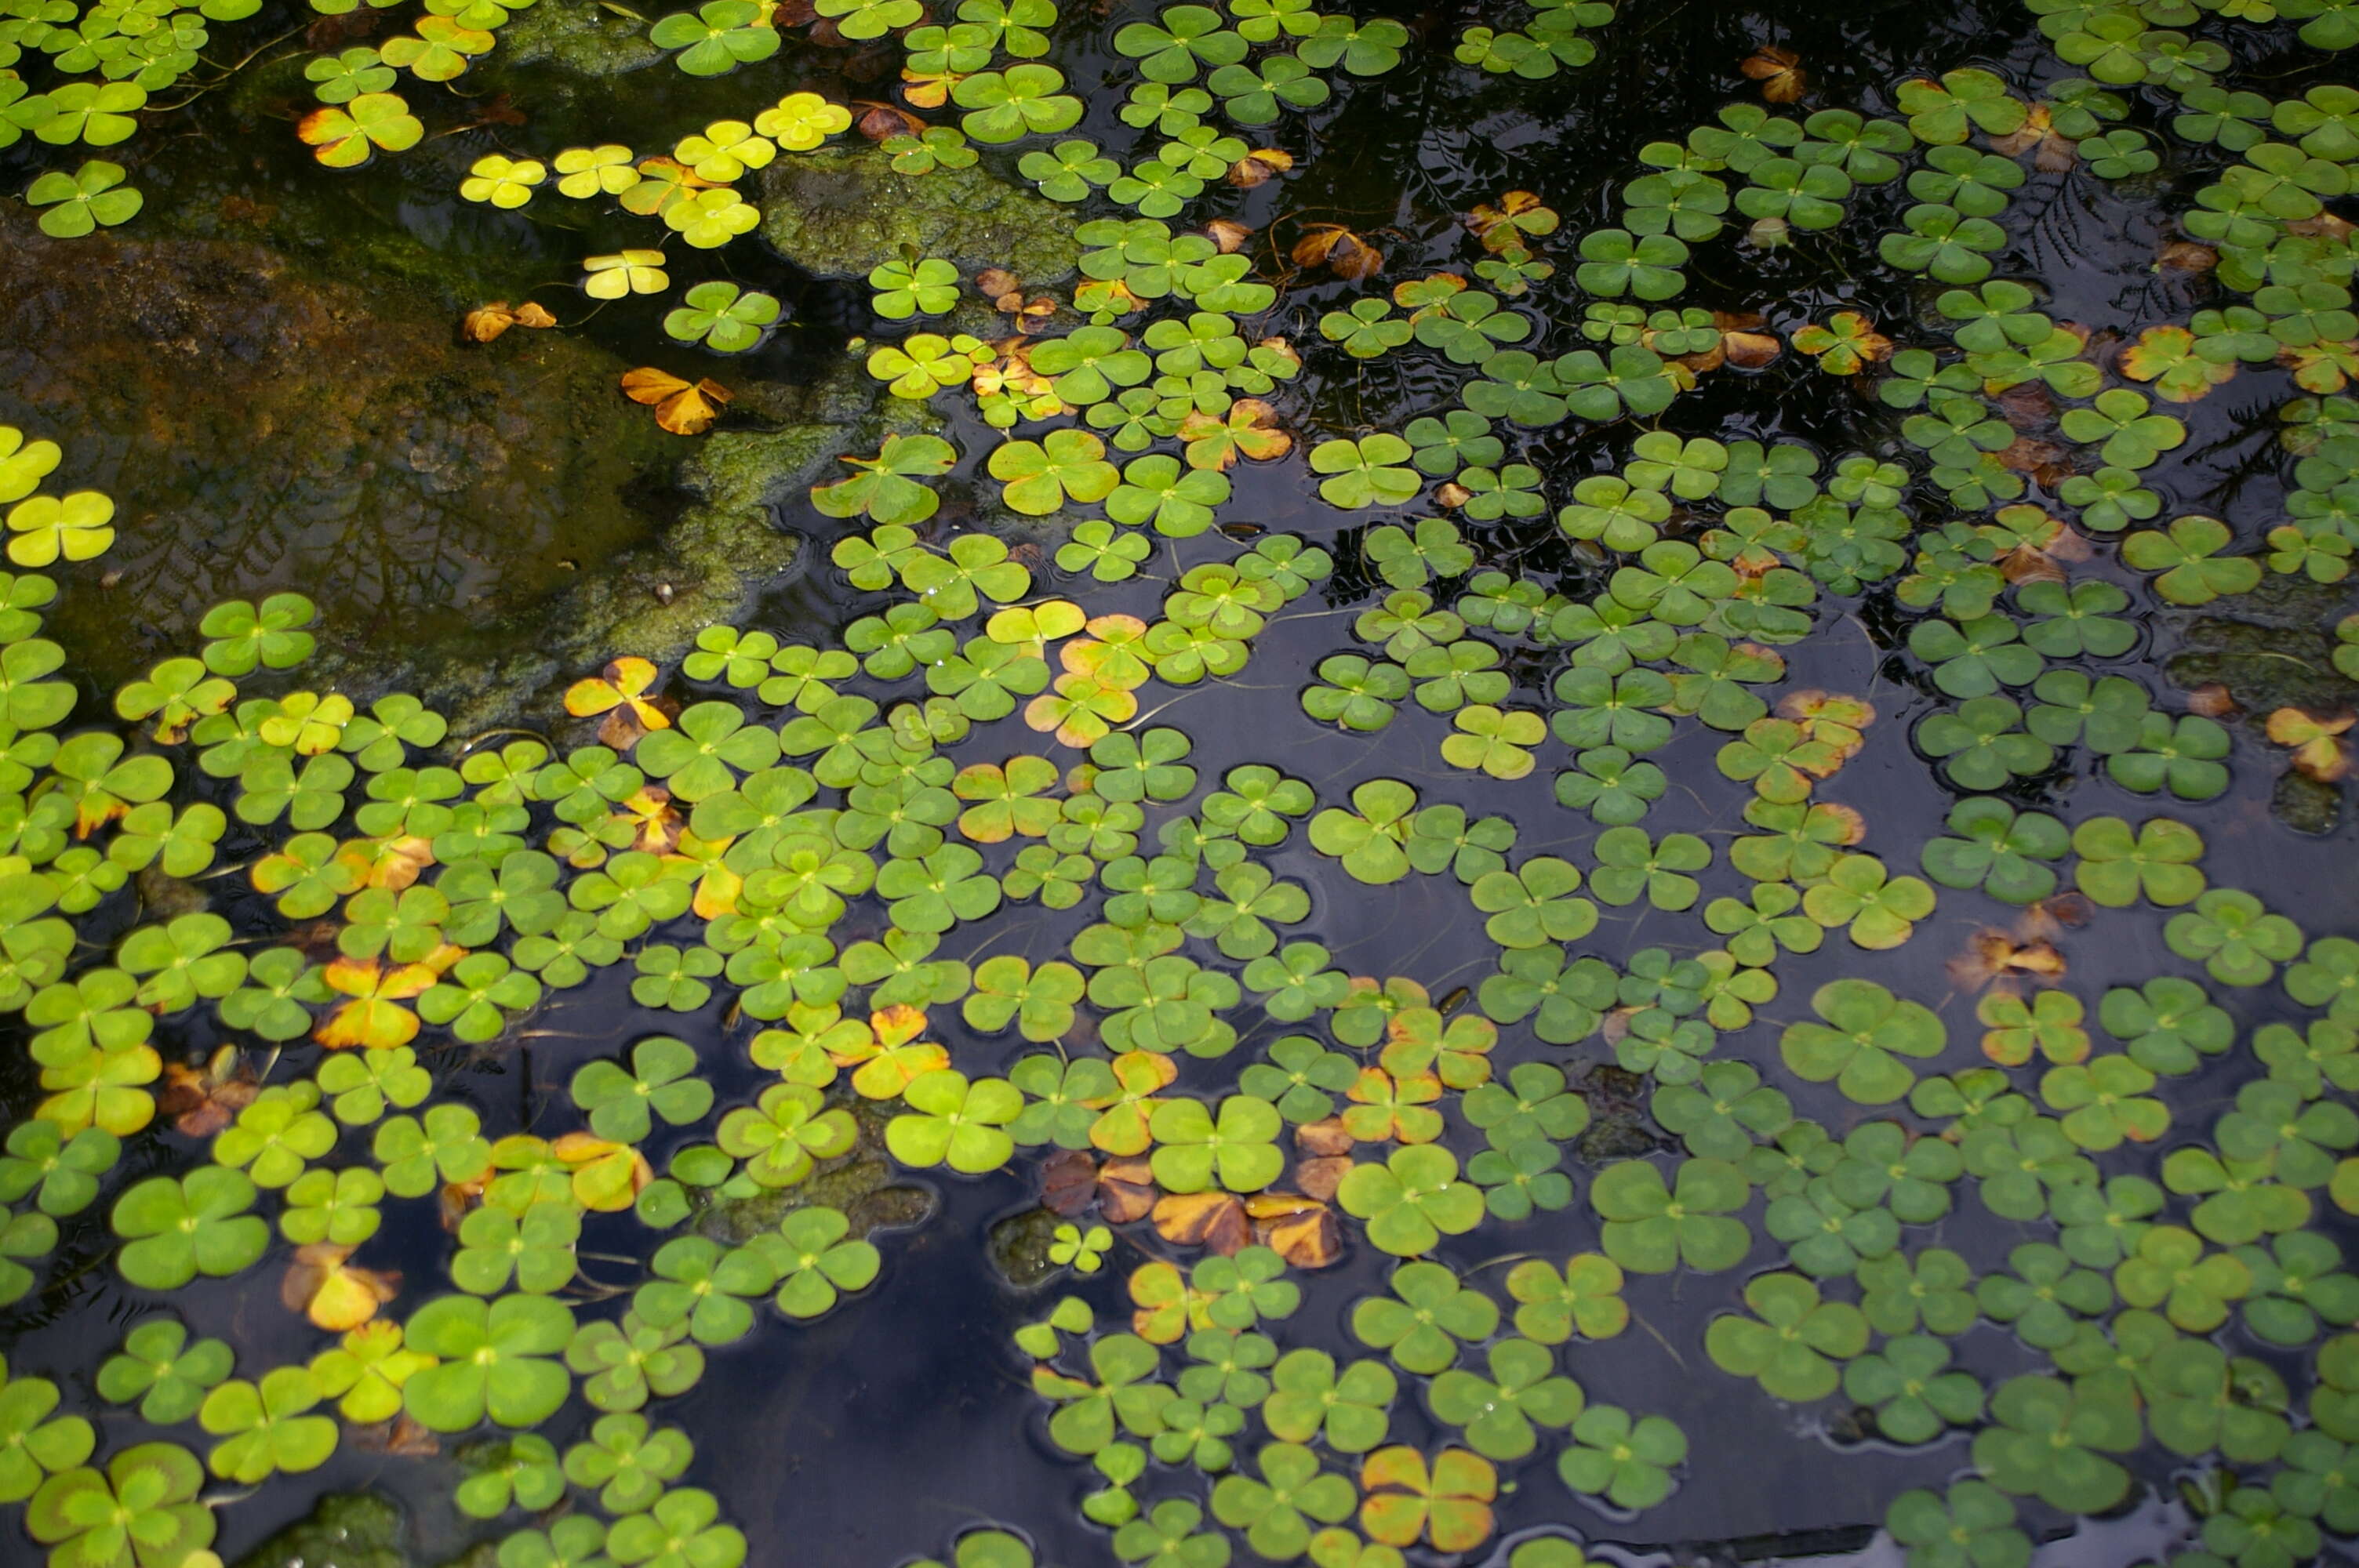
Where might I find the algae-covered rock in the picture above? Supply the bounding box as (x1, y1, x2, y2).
(700, 1100, 937, 1243)
(0, 208, 670, 696)
(2165, 575, 2357, 833)
(988, 1206, 1061, 1288)
(496, 0, 664, 75)
(233, 1492, 409, 1568)
(759, 146, 1081, 285)
(2168, 574, 2358, 717)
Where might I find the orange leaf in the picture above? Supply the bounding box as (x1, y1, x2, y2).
(1249, 1193, 1340, 1266)
(1739, 45, 1806, 101)
(620, 368, 732, 434)
(1098, 1156, 1158, 1222)
(282, 1243, 401, 1330)
(1151, 1190, 1248, 1254)
(1204, 217, 1253, 252)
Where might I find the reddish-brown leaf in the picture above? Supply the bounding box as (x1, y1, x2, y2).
(1739, 45, 1806, 102)
(1098, 1156, 1158, 1223)
(1152, 1190, 1248, 1254)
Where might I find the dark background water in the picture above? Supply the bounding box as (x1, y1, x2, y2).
(2, 0, 2357, 1563)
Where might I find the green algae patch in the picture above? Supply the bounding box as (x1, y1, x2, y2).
(758, 146, 1081, 283)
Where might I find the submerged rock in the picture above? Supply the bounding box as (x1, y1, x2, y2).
(0, 208, 668, 695)
(759, 147, 1081, 285)
(2165, 575, 2357, 833)
(231, 1492, 409, 1568)
(495, 0, 665, 76)
(700, 1099, 937, 1242)
(987, 1206, 1062, 1288)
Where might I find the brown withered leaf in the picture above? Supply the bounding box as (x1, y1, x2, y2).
(348, 1414, 441, 1457)
(1994, 384, 2057, 427)
(1152, 1190, 1248, 1254)
(1950, 929, 2067, 991)
(158, 1047, 257, 1138)
(1041, 1149, 1096, 1216)
(1204, 217, 1254, 253)
(2292, 213, 2358, 241)
(1740, 45, 1806, 102)
(809, 15, 848, 45)
(1228, 149, 1292, 187)
(976, 267, 1023, 302)
(1290, 223, 1383, 281)
(1295, 1116, 1354, 1158)
(1293, 1156, 1350, 1203)
(1433, 481, 1471, 510)
(439, 1177, 487, 1232)
(2186, 682, 2240, 719)
(773, 0, 818, 22)
(855, 100, 924, 140)
(282, 1243, 402, 1331)
(620, 367, 732, 435)
(462, 300, 557, 343)
(1247, 1193, 1339, 1268)
(1721, 329, 1783, 369)
(1991, 107, 2078, 172)
(2021, 892, 2093, 936)
(2157, 240, 2218, 273)
(1098, 1156, 1158, 1223)
(1666, 336, 1726, 373)
(1467, 191, 1557, 252)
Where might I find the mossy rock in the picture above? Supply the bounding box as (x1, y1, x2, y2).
(233, 1492, 409, 1568)
(0, 208, 667, 699)
(988, 1206, 1062, 1288)
(698, 1100, 937, 1243)
(758, 146, 1081, 286)
(495, 0, 665, 75)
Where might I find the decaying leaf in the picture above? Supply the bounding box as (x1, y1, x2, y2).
(1291, 223, 1383, 281)
(1296, 1116, 1355, 1157)
(347, 1414, 441, 1457)
(1990, 106, 2079, 172)
(1293, 1156, 1350, 1203)
(617, 786, 683, 854)
(1099, 1156, 1158, 1222)
(2155, 240, 2218, 274)
(282, 1243, 402, 1331)
(855, 100, 924, 140)
(1719, 318, 1783, 369)
(356, 835, 436, 891)
(1950, 928, 2067, 991)
(2186, 683, 2240, 720)
(1467, 191, 1558, 252)
(463, 300, 558, 343)
(1739, 45, 1806, 102)
(1776, 690, 1875, 760)
(565, 656, 675, 747)
(553, 1130, 656, 1211)
(158, 1047, 258, 1138)
(1041, 1149, 1096, 1216)
(1152, 1189, 1248, 1254)
(1248, 1192, 1339, 1268)
(620, 367, 732, 435)
(1204, 218, 1254, 253)
(1229, 149, 1292, 188)
(2267, 706, 2355, 782)
(1433, 482, 1472, 510)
